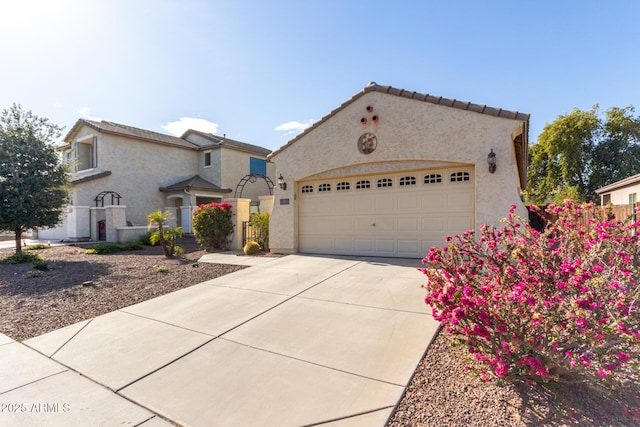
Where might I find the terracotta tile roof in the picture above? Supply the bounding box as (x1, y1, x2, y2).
(181, 129, 272, 156)
(64, 119, 199, 150)
(270, 83, 530, 158)
(159, 175, 232, 193)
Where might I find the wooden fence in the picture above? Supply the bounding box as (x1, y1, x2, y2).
(529, 204, 636, 232)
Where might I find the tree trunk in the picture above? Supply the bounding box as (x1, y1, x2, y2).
(14, 228, 23, 254)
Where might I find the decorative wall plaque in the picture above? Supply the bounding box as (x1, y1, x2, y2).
(358, 132, 377, 154)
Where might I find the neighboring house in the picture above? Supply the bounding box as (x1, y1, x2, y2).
(38, 120, 273, 241)
(268, 83, 529, 258)
(596, 173, 640, 207)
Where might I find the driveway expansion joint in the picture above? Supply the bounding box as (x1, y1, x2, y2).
(219, 337, 406, 388)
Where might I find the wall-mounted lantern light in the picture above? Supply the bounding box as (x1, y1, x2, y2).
(277, 174, 287, 190)
(487, 149, 496, 173)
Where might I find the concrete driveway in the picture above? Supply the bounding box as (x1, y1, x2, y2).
(1, 253, 439, 427)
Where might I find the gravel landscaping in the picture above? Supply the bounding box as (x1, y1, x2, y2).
(0, 237, 246, 341)
(1, 236, 638, 426)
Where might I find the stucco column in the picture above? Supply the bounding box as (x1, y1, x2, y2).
(258, 195, 275, 214)
(105, 205, 127, 242)
(90, 207, 105, 241)
(164, 207, 178, 227)
(224, 198, 251, 250)
(268, 177, 296, 254)
(67, 206, 91, 242)
(181, 206, 194, 233)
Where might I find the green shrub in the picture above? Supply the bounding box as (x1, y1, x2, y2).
(26, 243, 51, 250)
(121, 243, 144, 251)
(3, 252, 43, 264)
(156, 266, 168, 273)
(249, 212, 270, 250)
(192, 202, 234, 251)
(86, 243, 123, 254)
(32, 260, 49, 271)
(138, 232, 152, 246)
(243, 241, 261, 255)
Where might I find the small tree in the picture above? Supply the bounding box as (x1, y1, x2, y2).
(192, 202, 234, 251)
(146, 209, 183, 257)
(0, 104, 69, 253)
(249, 212, 270, 250)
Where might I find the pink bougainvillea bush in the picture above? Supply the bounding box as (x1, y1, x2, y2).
(421, 200, 639, 385)
(192, 202, 234, 251)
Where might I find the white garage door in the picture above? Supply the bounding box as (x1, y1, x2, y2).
(298, 167, 474, 258)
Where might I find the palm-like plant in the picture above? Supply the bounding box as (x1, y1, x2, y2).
(147, 210, 183, 257)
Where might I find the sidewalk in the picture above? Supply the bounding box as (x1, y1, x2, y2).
(1, 253, 438, 426)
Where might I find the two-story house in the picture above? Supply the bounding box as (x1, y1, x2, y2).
(39, 120, 274, 242)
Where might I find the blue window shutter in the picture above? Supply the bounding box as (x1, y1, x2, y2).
(250, 157, 266, 175)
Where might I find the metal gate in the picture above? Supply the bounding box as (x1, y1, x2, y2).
(242, 221, 259, 247)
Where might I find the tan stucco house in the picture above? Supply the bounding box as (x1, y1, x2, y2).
(268, 83, 529, 258)
(38, 120, 274, 242)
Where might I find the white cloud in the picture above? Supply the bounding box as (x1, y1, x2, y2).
(161, 117, 220, 136)
(76, 107, 102, 121)
(275, 119, 314, 135)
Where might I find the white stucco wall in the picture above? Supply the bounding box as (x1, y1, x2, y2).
(607, 183, 640, 205)
(269, 90, 527, 254)
(68, 127, 198, 227)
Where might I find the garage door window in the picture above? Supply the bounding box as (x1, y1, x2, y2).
(424, 174, 442, 184)
(377, 178, 393, 188)
(301, 185, 313, 193)
(399, 176, 416, 186)
(450, 171, 470, 182)
(356, 180, 371, 189)
(318, 183, 331, 192)
(336, 182, 350, 190)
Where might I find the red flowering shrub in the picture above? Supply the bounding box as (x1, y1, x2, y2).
(192, 202, 234, 250)
(421, 200, 640, 384)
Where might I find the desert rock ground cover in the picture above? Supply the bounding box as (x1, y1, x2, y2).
(0, 236, 638, 426)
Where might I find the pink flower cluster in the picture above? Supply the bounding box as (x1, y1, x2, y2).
(197, 202, 232, 211)
(421, 200, 640, 384)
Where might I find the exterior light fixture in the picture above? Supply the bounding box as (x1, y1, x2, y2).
(277, 174, 287, 190)
(487, 149, 496, 173)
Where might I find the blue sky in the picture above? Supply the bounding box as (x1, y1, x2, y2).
(1, 0, 638, 151)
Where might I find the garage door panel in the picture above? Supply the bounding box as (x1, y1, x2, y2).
(374, 195, 395, 212)
(397, 217, 419, 233)
(334, 238, 353, 252)
(374, 239, 395, 254)
(299, 167, 474, 258)
(422, 193, 446, 210)
(299, 197, 332, 214)
(447, 215, 474, 233)
(447, 191, 474, 209)
(333, 219, 353, 234)
(422, 216, 445, 232)
(353, 196, 374, 213)
(374, 217, 395, 233)
(354, 217, 375, 233)
(307, 218, 333, 234)
(332, 197, 352, 211)
(397, 239, 420, 256)
(354, 239, 374, 253)
(398, 194, 420, 210)
(299, 236, 333, 252)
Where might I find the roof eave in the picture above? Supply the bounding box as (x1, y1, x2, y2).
(269, 83, 530, 159)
